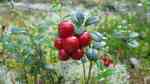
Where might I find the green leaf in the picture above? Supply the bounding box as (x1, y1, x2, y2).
(86, 48, 98, 61)
(24, 55, 32, 65)
(97, 69, 114, 80)
(34, 35, 48, 44)
(92, 41, 106, 49)
(91, 32, 104, 42)
(72, 11, 86, 26)
(85, 16, 99, 26)
(11, 27, 26, 34)
(96, 60, 103, 70)
(128, 32, 139, 38)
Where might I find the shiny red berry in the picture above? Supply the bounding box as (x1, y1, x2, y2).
(54, 37, 63, 49)
(79, 32, 92, 47)
(58, 49, 70, 61)
(71, 48, 84, 60)
(58, 20, 75, 38)
(63, 36, 80, 54)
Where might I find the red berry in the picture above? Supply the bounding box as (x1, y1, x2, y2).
(102, 58, 113, 67)
(71, 48, 84, 60)
(54, 37, 63, 49)
(58, 49, 70, 61)
(63, 36, 79, 54)
(79, 32, 92, 47)
(58, 20, 75, 38)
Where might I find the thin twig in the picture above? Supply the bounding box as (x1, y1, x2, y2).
(86, 61, 93, 84)
(82, 61, 86, 83)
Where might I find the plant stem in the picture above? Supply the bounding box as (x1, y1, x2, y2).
(34, 75, 37, 84)
(86, 61, 93, 84)
(82, 62, 86, 83)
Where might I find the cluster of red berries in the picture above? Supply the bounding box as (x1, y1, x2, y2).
(54, 20, 92, 61)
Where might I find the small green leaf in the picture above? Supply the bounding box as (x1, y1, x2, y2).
(85, 16, 99, 26)
(97, 69, 114, 80)
(86, 48, 98, 61)
(73, 11, 85, 26)
(11, 27, 26, 34)
(92, 41, 106, 49)
(96, 60, 103, 70)
(91, 32, 103, 42)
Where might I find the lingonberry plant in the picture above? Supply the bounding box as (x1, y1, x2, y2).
(54, 11, 115, 84)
